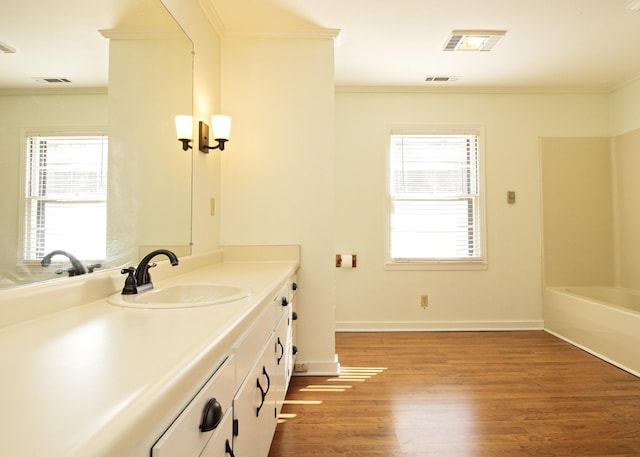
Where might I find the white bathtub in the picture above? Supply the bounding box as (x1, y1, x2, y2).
(544, 286, 640, 376)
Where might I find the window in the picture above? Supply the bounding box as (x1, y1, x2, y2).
(22, 132, 108, 262)
(386, 127, 486, 269)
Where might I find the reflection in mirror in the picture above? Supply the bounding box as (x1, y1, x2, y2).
(0, 0, 193, 290)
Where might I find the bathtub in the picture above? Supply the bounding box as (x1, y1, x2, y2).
(544, 286, 640, 376)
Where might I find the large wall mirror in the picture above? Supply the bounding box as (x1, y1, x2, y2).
(0, 0, 193, 290)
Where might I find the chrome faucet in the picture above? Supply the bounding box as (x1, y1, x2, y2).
(41, 250, 86, 277)
(129, 249, 179, 293)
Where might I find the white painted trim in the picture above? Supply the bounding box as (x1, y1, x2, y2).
(292, 355, 340, 377)
(544, 329, 640, 378)
(198, 0, 226, 37)
(335, 320, 544, 332)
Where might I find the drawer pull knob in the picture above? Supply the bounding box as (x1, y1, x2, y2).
(199, 398, 223, 432)
(281, 296, 289, 307)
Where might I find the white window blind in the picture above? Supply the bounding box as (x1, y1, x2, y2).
(388, 130, 484, 263)
(23, 134, 108, 261)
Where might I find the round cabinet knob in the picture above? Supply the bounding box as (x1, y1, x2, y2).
(200, 398, 223, 432)
(292, 282, 298, 291)
(292, 311, 298, 320)
(281, 296, 289, 307)
(292, 345, 298, 355)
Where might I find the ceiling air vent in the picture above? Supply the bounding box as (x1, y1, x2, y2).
(425, 75, 460, 83)
(443, 30, 506, 52)
(32, 77, 72, 84)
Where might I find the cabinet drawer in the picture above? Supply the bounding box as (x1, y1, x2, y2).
(152, 355, 235, 457)
(234, 307, 274, 386)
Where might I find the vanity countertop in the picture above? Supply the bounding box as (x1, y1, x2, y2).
(0, 260, 298, 457)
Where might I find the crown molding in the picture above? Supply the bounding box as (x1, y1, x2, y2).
(198, 0, 226, 38)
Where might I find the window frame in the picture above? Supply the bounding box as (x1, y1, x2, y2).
(18, 126, 109, 266)
(384, 125, 488, 271)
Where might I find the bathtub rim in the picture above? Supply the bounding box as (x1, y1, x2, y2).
(543, 286, 640, 378)
(546, 285, 640, 317)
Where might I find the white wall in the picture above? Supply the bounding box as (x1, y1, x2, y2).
(220, 35, 338, 373)
(539, 137, 614, 287)
(335, 90, 610, 330)
(610, 78, 640, 136)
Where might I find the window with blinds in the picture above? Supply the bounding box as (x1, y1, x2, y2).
(387, 128, 486, 268)
(23, 134, 108, 262)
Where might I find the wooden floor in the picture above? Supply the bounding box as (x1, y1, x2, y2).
(268, 331, 640, 457)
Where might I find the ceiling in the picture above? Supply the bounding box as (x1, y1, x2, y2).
(2, 0, 640, 91)
(210, 0, 640, 91)
(0, 0, 179, 91)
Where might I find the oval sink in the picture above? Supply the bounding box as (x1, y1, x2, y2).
(108, 283, 253, 309)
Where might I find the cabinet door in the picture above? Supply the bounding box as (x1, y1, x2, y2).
(152, 356, 235, 457)
(199, 409, 234, 457)
(232, 335, 276, 457)
(273, 310, 291, 418)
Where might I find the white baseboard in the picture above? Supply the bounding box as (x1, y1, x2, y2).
(544, 329, 640, 378)
(292, 354, 340, 376)
(335, 320, 544, 332)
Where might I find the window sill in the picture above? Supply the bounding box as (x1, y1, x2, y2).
(384, 260, 488, 271)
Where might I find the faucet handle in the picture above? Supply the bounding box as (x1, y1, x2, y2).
(87, 263, 102, 273)
(121, 267, 137, 295)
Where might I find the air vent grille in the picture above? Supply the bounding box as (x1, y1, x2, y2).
(425, 75, 460, 83)
(32, 77, 72, 84)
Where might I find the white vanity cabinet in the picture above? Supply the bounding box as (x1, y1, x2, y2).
(151, 355, 236, 457)
(151, 278, 295, 457)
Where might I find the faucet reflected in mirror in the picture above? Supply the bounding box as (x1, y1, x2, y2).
(120, 249, 179, 295)
(40, 250, 102, 277)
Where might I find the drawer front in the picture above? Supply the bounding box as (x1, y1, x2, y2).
(152, 355, 235, 457)
(234, 306, 274, 386)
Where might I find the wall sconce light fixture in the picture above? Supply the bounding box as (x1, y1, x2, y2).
(175, 115, 193, 151)
(175, 114, 232, 152)
(199, 115, 232, 153)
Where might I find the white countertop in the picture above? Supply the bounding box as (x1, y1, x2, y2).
(0, 260, 298, 457)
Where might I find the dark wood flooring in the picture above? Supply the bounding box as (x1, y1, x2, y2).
(268, 331, 640, 456)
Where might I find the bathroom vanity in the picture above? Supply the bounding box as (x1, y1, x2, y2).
(0, 252, 298, 457)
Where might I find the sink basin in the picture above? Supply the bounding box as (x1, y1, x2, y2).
(108, 283, 253, 309)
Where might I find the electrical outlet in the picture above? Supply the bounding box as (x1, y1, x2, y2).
(421, 295, 429, 308)
(294, 362, 308, 373)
